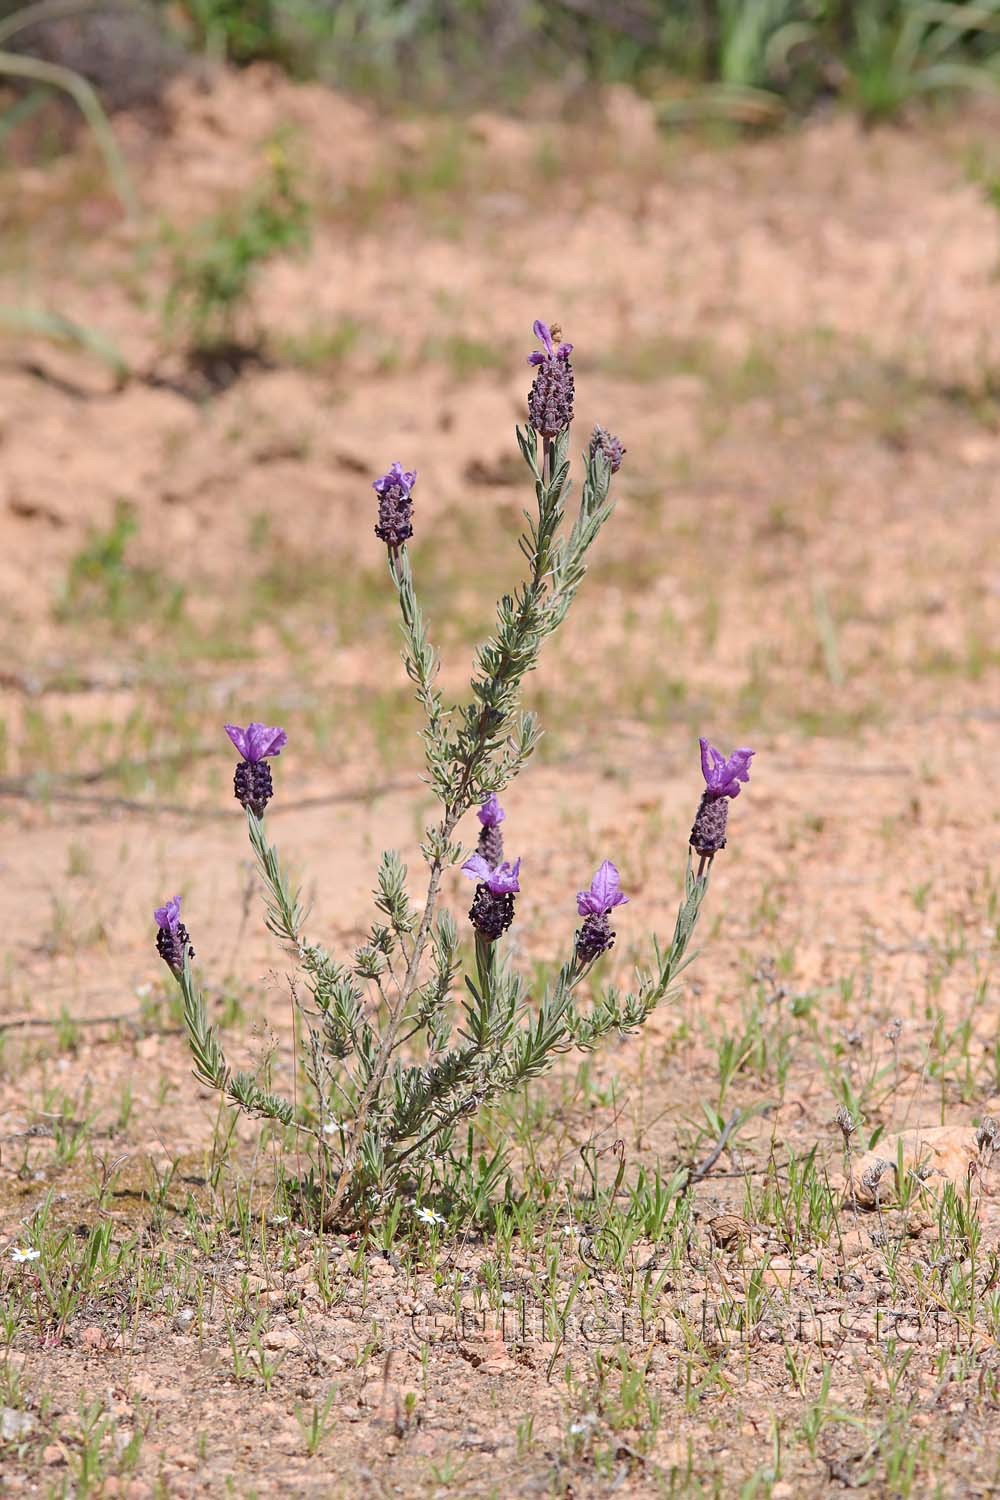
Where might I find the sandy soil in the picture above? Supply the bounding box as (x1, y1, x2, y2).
(0, 64, 999, 1498)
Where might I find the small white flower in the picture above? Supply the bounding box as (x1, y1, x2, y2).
(10, 1246, 40, 1264)
(322, 1121, 344, 1136)
(414, 1206, 445, 1227)
(561, 1224, 576, 1236)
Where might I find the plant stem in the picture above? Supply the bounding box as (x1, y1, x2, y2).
(326, 836, 455, 1220)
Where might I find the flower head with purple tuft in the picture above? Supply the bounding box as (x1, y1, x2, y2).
(154, 894, 193, 976)
(575, 860, 628, 963)
(226, 722, 287, 817)
(527, 319, 575, 439)
(690, 738, 755, 860)
(373, 462, 417, 549)
(462, 838, 521, 942)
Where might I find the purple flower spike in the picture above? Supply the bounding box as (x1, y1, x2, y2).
(699, 738, 754, 800)
(590, 426, 626, 474)
(574, 861, 627, 965)
(226, 722, 287, 817)
(527, 318, 575, 438)
(475, 793, 506, 866)
(154, 894, 193, 977)
(462, 853, 521, 894)
(466, 855, 521, 943)
(691, 738, 755, 859)
(577, 861, 629, 917)
(225, 723, 287, 763)
(373, 462, 416, 549)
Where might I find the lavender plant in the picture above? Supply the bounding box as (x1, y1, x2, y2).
(157, 318, 755, 1225)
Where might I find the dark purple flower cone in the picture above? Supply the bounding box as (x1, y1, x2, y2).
(374, 482, 414, 548)
(469, 884, 516, 942)
(690, 791, 729, 857)
(234, 758, 274, 817)
(576, 912, 615, 964)
(157, 920, 193, 977)
(477, 823, 505, 868)
(528, 357, 575, 439)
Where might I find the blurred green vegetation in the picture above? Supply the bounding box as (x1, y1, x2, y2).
(2, 1, 999, 129)
(162, 138, 311, 354)
(150, 0, 1000, 120)
(56, 499, 186, 631)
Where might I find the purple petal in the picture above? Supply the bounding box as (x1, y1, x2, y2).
(227, 722, 287, 762)
(720, 747, 754, 798)
(225, 724, 249, 759)
(699, 736, 754, 798)
(154, 895, 181, 930)
(532, 319, 555, 358)
(372, 462, 416, 497)
(486, 858, 521, 895)
(555, 342, 574, 359)
(527, 352, 546, 366)
(577, 860, 629, 916)
(244, 723, 287, 762)
(227, 722, 287, 763)
(699, 737, 725, 791)
(462, 852, 494, 883)
(478, 794, 505, 828)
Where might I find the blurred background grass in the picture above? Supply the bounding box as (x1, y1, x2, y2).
(5, 0, 1000, 124)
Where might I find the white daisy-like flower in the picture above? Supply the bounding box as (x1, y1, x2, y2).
(561, 1224, 577, 1237)
(414, 1206, 445, 1226)
(10, 1246, 40, 1264)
